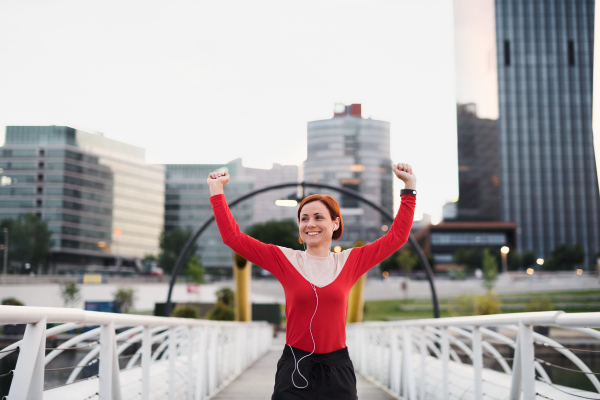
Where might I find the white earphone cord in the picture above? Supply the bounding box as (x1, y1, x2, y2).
(287, 282, 319, 389)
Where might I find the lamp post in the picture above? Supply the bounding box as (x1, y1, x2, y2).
(500, 246, 509, 274)
(2, 228, 8, 275)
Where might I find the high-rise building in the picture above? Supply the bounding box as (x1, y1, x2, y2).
(303, 104, 393, 246)
(0, 126, 165, 272)
(454, 103, 500, 221)
(164, 159, 297, 269)
(495, 0, 600, 267)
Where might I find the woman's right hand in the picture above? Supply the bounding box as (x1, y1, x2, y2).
(207, 171, 229, 195)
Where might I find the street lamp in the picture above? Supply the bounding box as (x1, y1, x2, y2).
(500, 246, 509, 274)
(2, 228, 7, 275)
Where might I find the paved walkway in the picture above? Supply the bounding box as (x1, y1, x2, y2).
(213, 336, 397, 400)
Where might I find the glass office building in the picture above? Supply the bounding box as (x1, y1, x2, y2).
(304, 104, 393, 247)
(164, 159, 297, 269)
(495, 0, 600, 267)
(0, 126, 165, 272)
(454, 104, 501, 222)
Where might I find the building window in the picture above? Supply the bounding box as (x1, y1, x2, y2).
(37, 174, 44, 182)
(38, 149, 45, 157)
(37, 187, 43, 195)
(504, 40, 511, 66)
(36, 199, 42, 207)
(568, 40, 575, 66)
(38, 162, 44, 169)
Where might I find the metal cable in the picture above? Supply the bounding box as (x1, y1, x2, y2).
(0, 370, 13, 378)
(535, 359, 600, 375)
(535, 342, 600, 354)
(45, 358, 97, 371)
(45, 342, 98, 351)
(43, 374, 99, 391)
(0, 347, 18, 354)
(537, 393, 555, 400)
(536, 378, 600, 400)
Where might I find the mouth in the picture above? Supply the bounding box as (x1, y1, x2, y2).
(305, 231, 321, 237)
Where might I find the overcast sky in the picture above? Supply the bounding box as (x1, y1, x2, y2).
(0, 0, 461, 222)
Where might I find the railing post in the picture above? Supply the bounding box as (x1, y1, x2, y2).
(169, 327, 177, 400)
(419, 327, 426, 400)
(8, 316, 47, 400)
(402, 327, 416, 400)
(188, 326, 195, 400)
(99, 321, 122, 400)
(519, 322, 535, 400)
(195, 326, 207, 400)
(389, 328, 400, 395)
(472, 326, 483, 400)
(141, 326, 152, 400)
(441, 327, 449, 400)
(509, 335, 522, 400)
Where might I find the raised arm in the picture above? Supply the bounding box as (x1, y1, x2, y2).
(349, 163, 417, 281)
(207, 171, 283, 277)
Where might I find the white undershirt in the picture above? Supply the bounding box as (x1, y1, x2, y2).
(277, 247, 353, 288)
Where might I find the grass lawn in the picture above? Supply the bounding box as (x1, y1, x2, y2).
(363, 289, 600, 321)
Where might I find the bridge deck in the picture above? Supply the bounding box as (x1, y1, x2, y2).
(213, 336, 397, 400)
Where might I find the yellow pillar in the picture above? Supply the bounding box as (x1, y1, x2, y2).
(347, 241, 366, 323)
(233, 252, 252, 321)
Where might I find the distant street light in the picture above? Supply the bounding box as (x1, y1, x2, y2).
(2, 228, 7, 275)
(536, 258, 544, 266)
(275, 199, 298, 207)
(500, 246, 509, 274)
(333, 246, 342, 253)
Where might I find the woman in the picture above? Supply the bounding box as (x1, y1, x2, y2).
(207, 162, 416, 400)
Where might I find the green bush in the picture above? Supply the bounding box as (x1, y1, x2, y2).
(525, 296, 554, 312)
(1, 297, 24, 306)
(172, 304, 200, 319)
(454, 292, 501, 316)
(207, 304, 234, 321)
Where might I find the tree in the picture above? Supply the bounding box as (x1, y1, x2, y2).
(396, 251, 419, 277)
(481, 249, 498, 292)
(453, 248, 483, 272)
(245, 220, 303, 250)
(158, 228, 198, 275)
(59, 281, 81, 308)
(543, 244, 585, 271)
(0, 214, 53, 273)
(185, 256, 205, 284)
(113, 286, 136, 313)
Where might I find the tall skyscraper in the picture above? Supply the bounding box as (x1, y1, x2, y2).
(303, 104, 393, 247)
(0, 126, 165, 272)
(455, 103, 500, 221)
(164, 159, 297, 270)
(495, 0, 600, 267)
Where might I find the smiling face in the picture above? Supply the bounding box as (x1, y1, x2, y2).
(298, 200, 340, 247)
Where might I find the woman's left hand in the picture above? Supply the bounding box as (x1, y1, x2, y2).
(393, 163, 417, 190)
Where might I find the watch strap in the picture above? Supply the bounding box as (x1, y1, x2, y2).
(400, 189, 417, 196)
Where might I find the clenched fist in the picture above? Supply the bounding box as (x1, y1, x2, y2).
(393, 163, 417, 190)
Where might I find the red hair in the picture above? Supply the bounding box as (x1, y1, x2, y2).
(297, 194, 344, 243)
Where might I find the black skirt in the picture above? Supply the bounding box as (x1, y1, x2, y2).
(272, 345, 358, 400)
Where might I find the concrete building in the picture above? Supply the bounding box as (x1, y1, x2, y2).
(303, 104, 393, 247)
(496, 0, 600, 268)
(164, 159, 298, 270)
(454, 103, 500, 221)
(0, 126, 165, 272)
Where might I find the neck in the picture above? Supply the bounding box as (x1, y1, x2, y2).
(306, 242, 331, 257)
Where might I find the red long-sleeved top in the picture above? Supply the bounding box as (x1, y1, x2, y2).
(210, 193, 416, 353)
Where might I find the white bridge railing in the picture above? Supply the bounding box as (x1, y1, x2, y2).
(347, 311, 600, 400)
(0, 305, 272, 399)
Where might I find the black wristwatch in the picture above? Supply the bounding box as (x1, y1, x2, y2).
(400, 189, 417, 196)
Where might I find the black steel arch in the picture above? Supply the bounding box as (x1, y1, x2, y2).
(165, 182, 440, 318)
